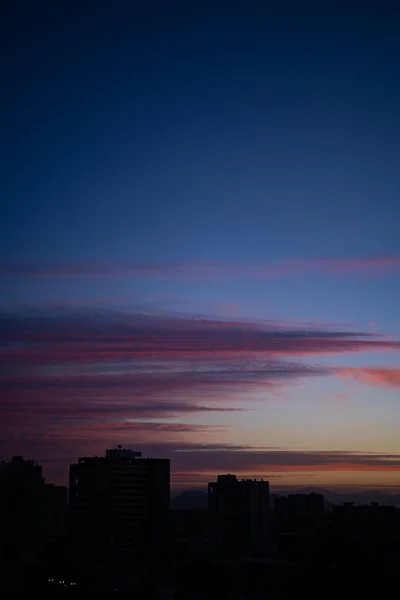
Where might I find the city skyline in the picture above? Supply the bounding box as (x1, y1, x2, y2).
(1, 2, 400, 491)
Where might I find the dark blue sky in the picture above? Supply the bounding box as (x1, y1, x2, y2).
(1, 1, 400, 486)
(1, 0, 400, 265)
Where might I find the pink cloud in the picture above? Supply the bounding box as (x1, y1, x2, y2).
(338, 367, 400, 388)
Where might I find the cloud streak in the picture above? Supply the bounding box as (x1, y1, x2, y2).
(3, 432, 400, 487)
(1, 255, 400, 279)
(1, 309, 398, 408)
(1, 308, 397, 362)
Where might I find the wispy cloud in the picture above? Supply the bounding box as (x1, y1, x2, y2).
(1, 307, 399, 484)
(168, 446, 400, 473)
(1, 309, 398, 407)
(1, 255, 400, 279)
(166, 446, 400, 489)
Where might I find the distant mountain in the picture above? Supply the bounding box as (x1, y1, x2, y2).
(171, 490, 208, 510)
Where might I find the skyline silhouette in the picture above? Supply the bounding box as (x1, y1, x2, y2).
(2, 449, 400, 596)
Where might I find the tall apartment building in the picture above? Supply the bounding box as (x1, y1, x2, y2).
(69, 447, 170, 568)
(208, 474, 270, 560)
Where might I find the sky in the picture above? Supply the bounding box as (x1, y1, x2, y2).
(1, 0, 400, 492)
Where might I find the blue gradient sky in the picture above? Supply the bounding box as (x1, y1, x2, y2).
(1, 1, 400, 489)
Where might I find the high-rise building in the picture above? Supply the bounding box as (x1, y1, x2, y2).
(68, 447, 170, 568)
(208, 474, 270, 560)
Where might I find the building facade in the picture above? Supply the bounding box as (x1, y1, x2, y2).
(208, 474, 270, 560)
(69, 447, 170, 568)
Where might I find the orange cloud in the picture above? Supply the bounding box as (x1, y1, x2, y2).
(339, 368, 400, 388)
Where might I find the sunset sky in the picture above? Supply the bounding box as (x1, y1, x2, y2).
(1, 1, 400, 491)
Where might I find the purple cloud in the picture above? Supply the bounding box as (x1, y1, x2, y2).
(1, 255, 400, 279)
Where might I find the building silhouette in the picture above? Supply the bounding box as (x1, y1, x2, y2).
(274, 493, 324, 534)
(0, 456, 46, 565)
(330, 501, 399, 540)
(0, 456, 67, 567)
(68, 447, 170, 569)
(208, 474, 270, 560)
